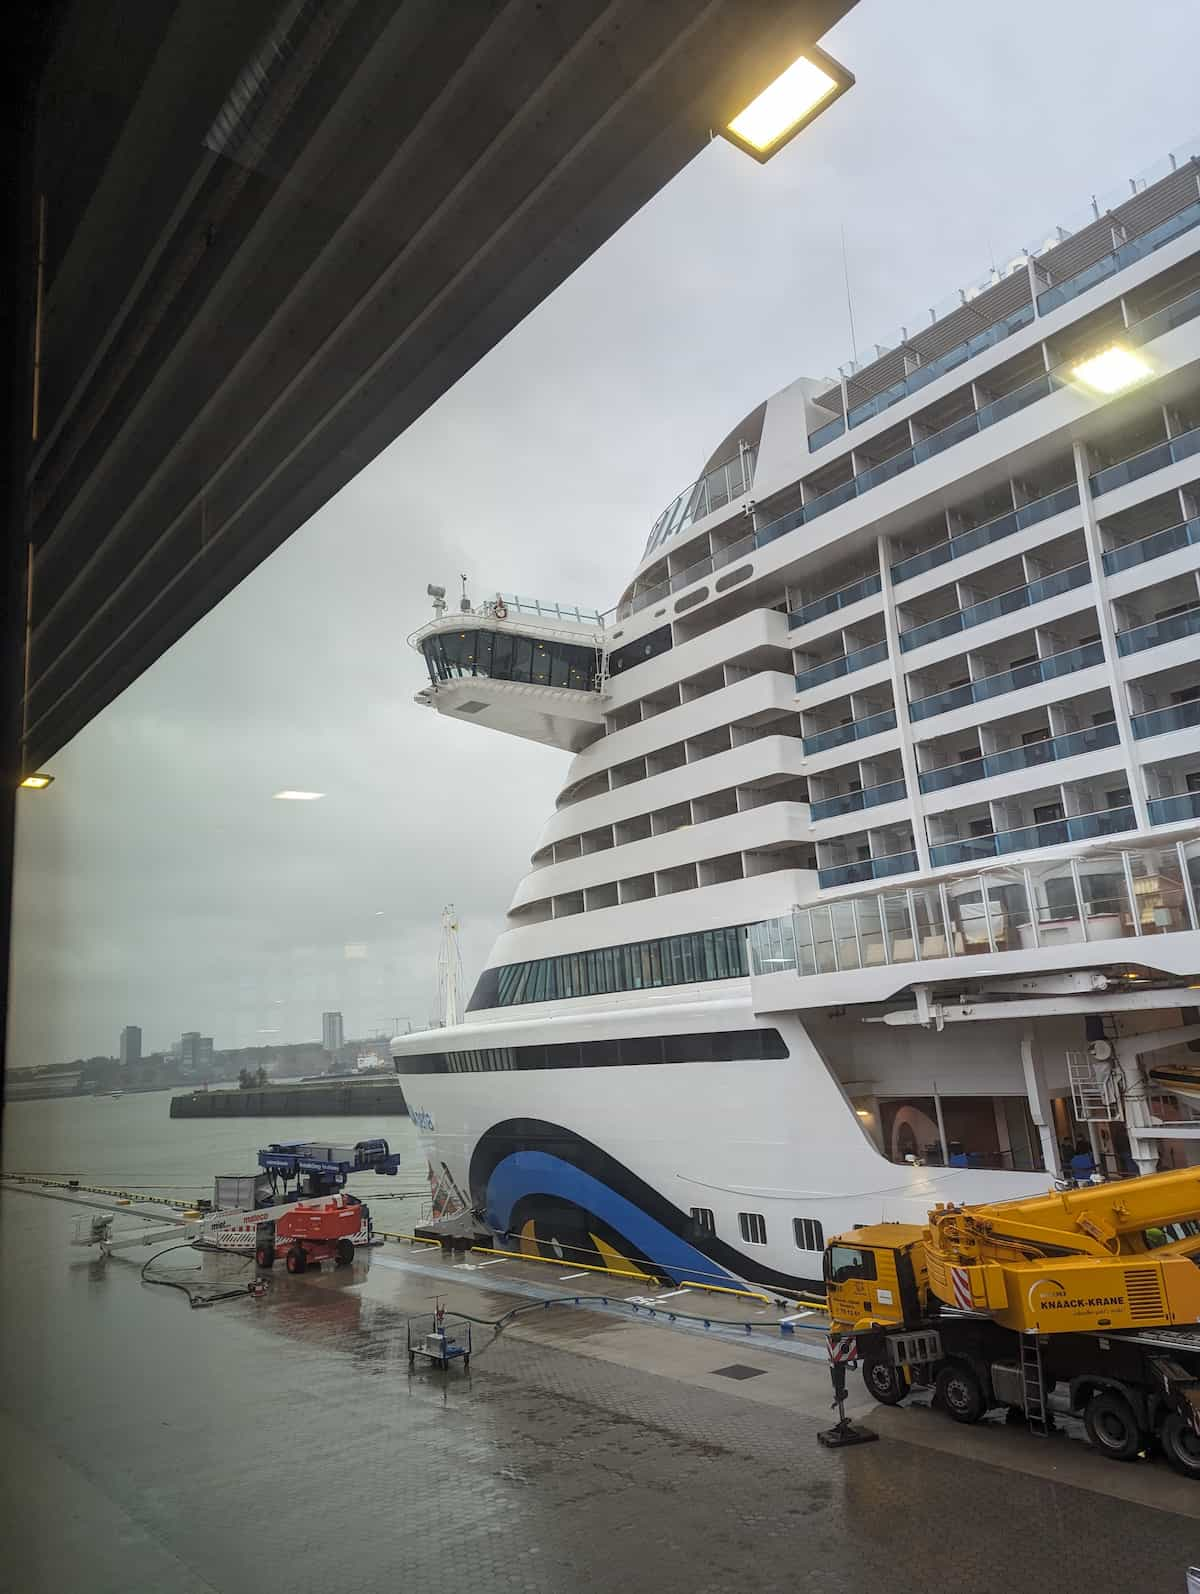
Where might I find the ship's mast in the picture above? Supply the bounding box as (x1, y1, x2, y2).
(437, 904, 465, 1029)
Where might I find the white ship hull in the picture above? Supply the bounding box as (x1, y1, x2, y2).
(397, 991, 1052, 1292)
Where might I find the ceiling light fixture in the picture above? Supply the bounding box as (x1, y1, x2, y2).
(18, 773, 54, 790)
(1072, 345, 1153, 396)
(272, 790, 324, 801)
(721, 45, 853, 164)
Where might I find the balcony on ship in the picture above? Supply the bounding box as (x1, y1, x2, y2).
(748, 836, 1200, 998)
(926, 776, 1135, 869)
(906, 610, 1104, 725)
(801, 686, 898, 757)
(1088, 398, 1200, 501)
(815, 822, 917, 890)
(793, 618, 888, 695)
(917, 689, 1119, 797)
(889, 473, 1075, 587)
(1113, 571, 1200, 662)
(1145, 751, 1200, 828)
(809, 751, 906, 823)
(787, 559, 882, 631)
(897, 528, 1090, 654)
(1129, 663, 1200, 756)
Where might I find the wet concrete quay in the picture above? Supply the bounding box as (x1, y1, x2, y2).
(2, 1191, 1198, 1594)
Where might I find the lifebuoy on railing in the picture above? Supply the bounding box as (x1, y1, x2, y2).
(493, 599, 508, 620)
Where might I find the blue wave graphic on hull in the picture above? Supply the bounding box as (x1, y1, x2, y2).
(486, 1150, 741, 1286)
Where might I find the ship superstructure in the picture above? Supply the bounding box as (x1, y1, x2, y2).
(396, 141, 1200, 1294)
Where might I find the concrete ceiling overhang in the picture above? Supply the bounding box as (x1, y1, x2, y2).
(17, 0, 854, 768)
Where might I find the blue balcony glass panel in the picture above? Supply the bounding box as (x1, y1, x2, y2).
(918, 721, 1121, 793)
(1149, 792, 1200, 826)
(1115, 604, 1200, 657)
(808, 416, 845, 451)
(1038, 202, 1200, 316)
(788, 573, 882, 629)
(890, 484, 1079, 585)
(1128, 283, 1200, 348)
(900, 562, 1091, 653)
(1089, 425, 1200, 498)
(908, 641, 1104, 722)
(817, 850, 917, 889)
(1103, 517, 1200, 574)
(802, 477, 860, 524)
(844, 304, 1035, 432)
(795, 640, 888, 692)
(1132, 697, 1200, 740)
(811, 779, 907, 821)
(931, 805, 1135, 867)
(755, 503, 806, 549)
(803, 707, 898, 756)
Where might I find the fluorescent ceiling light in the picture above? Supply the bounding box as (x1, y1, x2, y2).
(1072, 346, 1152, 396)
(722, 47, 853, 163)
(273, 789, 324, 801)
(19, 773, 54, 789)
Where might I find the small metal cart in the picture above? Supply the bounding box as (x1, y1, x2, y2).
(407, 1308, 471, 1372)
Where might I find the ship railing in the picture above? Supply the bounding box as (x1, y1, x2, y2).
(748, 831, 1200, 978)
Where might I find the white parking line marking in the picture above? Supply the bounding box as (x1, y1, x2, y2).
(559, 1271, 589, 1280)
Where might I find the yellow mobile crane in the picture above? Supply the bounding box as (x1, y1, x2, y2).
(824, 1167, 1200, 1476)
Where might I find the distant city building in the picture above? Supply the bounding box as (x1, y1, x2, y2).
(322, 1011, 345, 1054)
(119, 1025, 142, 1067)
(178, 1031, 214, 1076)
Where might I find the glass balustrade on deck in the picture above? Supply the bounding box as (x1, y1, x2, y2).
(1103, 516, 1200, 575)
(817, 850, 918, 890)
(890, 485, 1079, 585)
(908, 641, 1104, 722)
(1131, 698, 1200, 740)
(795, 640, 888, 692)
(900, 561, 1090, 652)
(1115, 604, 1200, 657)
(1149, 792, 1200, 826)
(747, 833, 1200, 979)
(810, 778, 907, 821)
(802, 706, 898, 755)
(917, 721, 1121, 793)
(929, 805, 1135, 867)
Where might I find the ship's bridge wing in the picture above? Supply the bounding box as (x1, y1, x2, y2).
(412, 594, 604, 752)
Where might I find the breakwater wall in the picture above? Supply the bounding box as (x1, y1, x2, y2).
(169, 1082, 408, 1118)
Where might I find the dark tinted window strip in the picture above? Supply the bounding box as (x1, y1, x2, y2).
(422, 629, 600, 691)
(606, 624, 672, 678)
(395, 1028, 786, 1073)
(466, 924, 749, 1012)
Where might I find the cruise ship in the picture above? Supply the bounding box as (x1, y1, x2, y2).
(394, 140, 1200, 1295)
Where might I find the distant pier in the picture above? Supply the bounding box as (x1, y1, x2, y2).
(169, 1079, 407, 1118)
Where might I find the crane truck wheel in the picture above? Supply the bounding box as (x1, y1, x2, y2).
(862, 1357, 908, 1406)
(935, 1360, 987, 1424)
(255, 1244, 275, 1270)
(286, 1246, 308, 1275)
(335, 1238, 355, 1266)
(1159, 1413, 1200, 1479)
(1083, 1392, 1142, 1461)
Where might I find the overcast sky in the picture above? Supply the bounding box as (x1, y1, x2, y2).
(9, 0, 1200, 1064)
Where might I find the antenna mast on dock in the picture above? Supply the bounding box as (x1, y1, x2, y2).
(437, 905, 465, 1028)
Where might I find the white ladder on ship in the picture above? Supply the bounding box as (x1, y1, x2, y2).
(1066, 1050, 1121, 1123)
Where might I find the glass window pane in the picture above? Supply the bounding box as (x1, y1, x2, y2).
(944, 881, 990, 955)
(909, 885, 948, 958)
(792, 910, 816, 976)
(1128, 849, 1189, 934)
(831, 902, 860, 969)
(882, 893, 914, 962)
(985, 871, 1030, 953)
(856, 898, 886, 965)
(811, 906, 837, 973)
